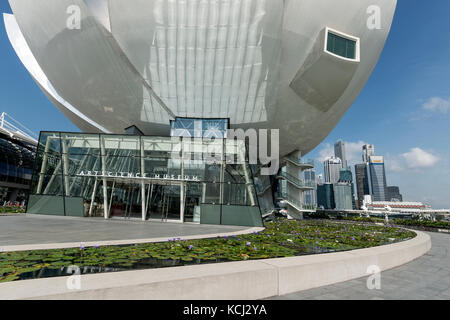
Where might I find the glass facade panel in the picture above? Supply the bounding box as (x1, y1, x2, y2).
(171, 118, 229, 138)
(28, 132, 262, 227)
(66, 154, 102, 175)
(101, 135, 141, 157)
(327, 32, 357, 59)
(61, 133, 100, 155)
(31, 174, 64, 196)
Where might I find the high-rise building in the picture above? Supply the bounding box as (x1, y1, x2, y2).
(387, 186, 403, 202)
(334, 140, 347, 168)
(339, 167, 356, 209)
(324, 157, 342, 184)
(317, 184, 335, 210)
(355, 163, 370, 209)
(362, 144, 375, 163)
(333, 183, 353, 210)
(369, 156, 388, 201)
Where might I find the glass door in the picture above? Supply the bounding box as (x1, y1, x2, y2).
(147, 184, 181, 222)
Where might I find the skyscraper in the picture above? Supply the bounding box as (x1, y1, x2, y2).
(362, 144, 375, 163)
(355, 163, 370, 209)
(387, 186, 403, 202)
(334, 140, 347, 168)
(334, 183, 353, 210)
(317, 184, 335, 210)
(369, 156, 388, 201)
(324, 157, 342, 184)
(339, 167, 356, 209)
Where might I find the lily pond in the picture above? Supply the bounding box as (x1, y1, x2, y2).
(0, 220, 416, 283)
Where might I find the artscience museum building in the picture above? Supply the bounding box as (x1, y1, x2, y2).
(4, 0, 397, 227)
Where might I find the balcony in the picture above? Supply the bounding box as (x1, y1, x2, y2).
(276, 171, 315, 189)
(284, 156, 315, 169)
(276, 192, 317, 212)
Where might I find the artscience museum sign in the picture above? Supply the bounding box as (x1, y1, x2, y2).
(77, 171, 200, 182)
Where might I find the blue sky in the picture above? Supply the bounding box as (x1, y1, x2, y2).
(308, 0, 450, 209)
(0, 1, 449, 208)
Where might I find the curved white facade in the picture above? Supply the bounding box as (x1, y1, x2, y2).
(4, 0, 397, 157)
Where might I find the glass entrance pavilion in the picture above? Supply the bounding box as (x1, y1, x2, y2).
(27, 132, 263, 228)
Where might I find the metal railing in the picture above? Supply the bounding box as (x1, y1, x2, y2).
(276, 192, 317, 211)
(277, 171, 316, 189)
(285, 156, 315, 168)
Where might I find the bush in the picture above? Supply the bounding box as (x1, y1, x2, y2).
(392, 219, 450, 229)
(0, 207, 25, 214)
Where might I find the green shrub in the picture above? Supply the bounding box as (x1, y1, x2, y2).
(392, 219, 450, 229)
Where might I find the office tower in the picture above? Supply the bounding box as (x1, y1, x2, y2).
(369, 156, 388, 201)
(334, 140, 347, 168)
(333, 183, 353, 210)
(317, 184, 335, 209)
(324, 157, 342, 184)
(362, 144, 375, 163)
(355, 163, 371, 209)
(338, 167, 356, 209)
(387, 186, 403, 202)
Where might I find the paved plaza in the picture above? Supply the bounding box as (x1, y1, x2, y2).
(269, 231, 450, 300)
(0, 214, 249, 248)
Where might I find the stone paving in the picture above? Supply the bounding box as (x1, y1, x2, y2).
(0, 214, 248, 246)
(269, 232, 450, 300)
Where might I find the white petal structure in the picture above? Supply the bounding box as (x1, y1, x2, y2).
(4, 0, 397, 157)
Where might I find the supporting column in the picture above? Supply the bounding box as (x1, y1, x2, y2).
(145, 183, 152, 217)
(180, 183, 185, 223)
(61, 137, 70, 196)
(89, 179, 98, 217)
(243, 163, 256, 206)
(37, 136, 51, 194)
(141, 137, 146, 221)
(108, 180, 116, 218)
(100, 137, 109, 219)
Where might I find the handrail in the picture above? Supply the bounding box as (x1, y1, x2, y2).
(276, 192, 317, 211)
(277, 171, 316, 189)
(285, 156, 315, 167)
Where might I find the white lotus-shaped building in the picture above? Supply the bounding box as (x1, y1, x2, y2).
(4, 0, 396, 158)
(3, 0, 397, 224)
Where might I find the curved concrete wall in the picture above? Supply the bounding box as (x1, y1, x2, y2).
(5, 0, 397, 156)
(0, 230, 431, 300)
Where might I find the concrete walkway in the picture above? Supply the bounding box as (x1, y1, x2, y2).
(269, 231, 450, 300)
(0, 214, 255, 251)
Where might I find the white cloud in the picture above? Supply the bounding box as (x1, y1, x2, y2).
(422, 97, 450, 114)
(316, 140, 368, 165)
(344, 141, 369, 165)
(317, 143, 334, 162)
(385, 155, 404, 172)
(401, 148, 439, 169)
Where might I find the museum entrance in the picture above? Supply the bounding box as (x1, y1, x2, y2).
(105, 177, 196, 223)
(146, 184, 182, 221)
